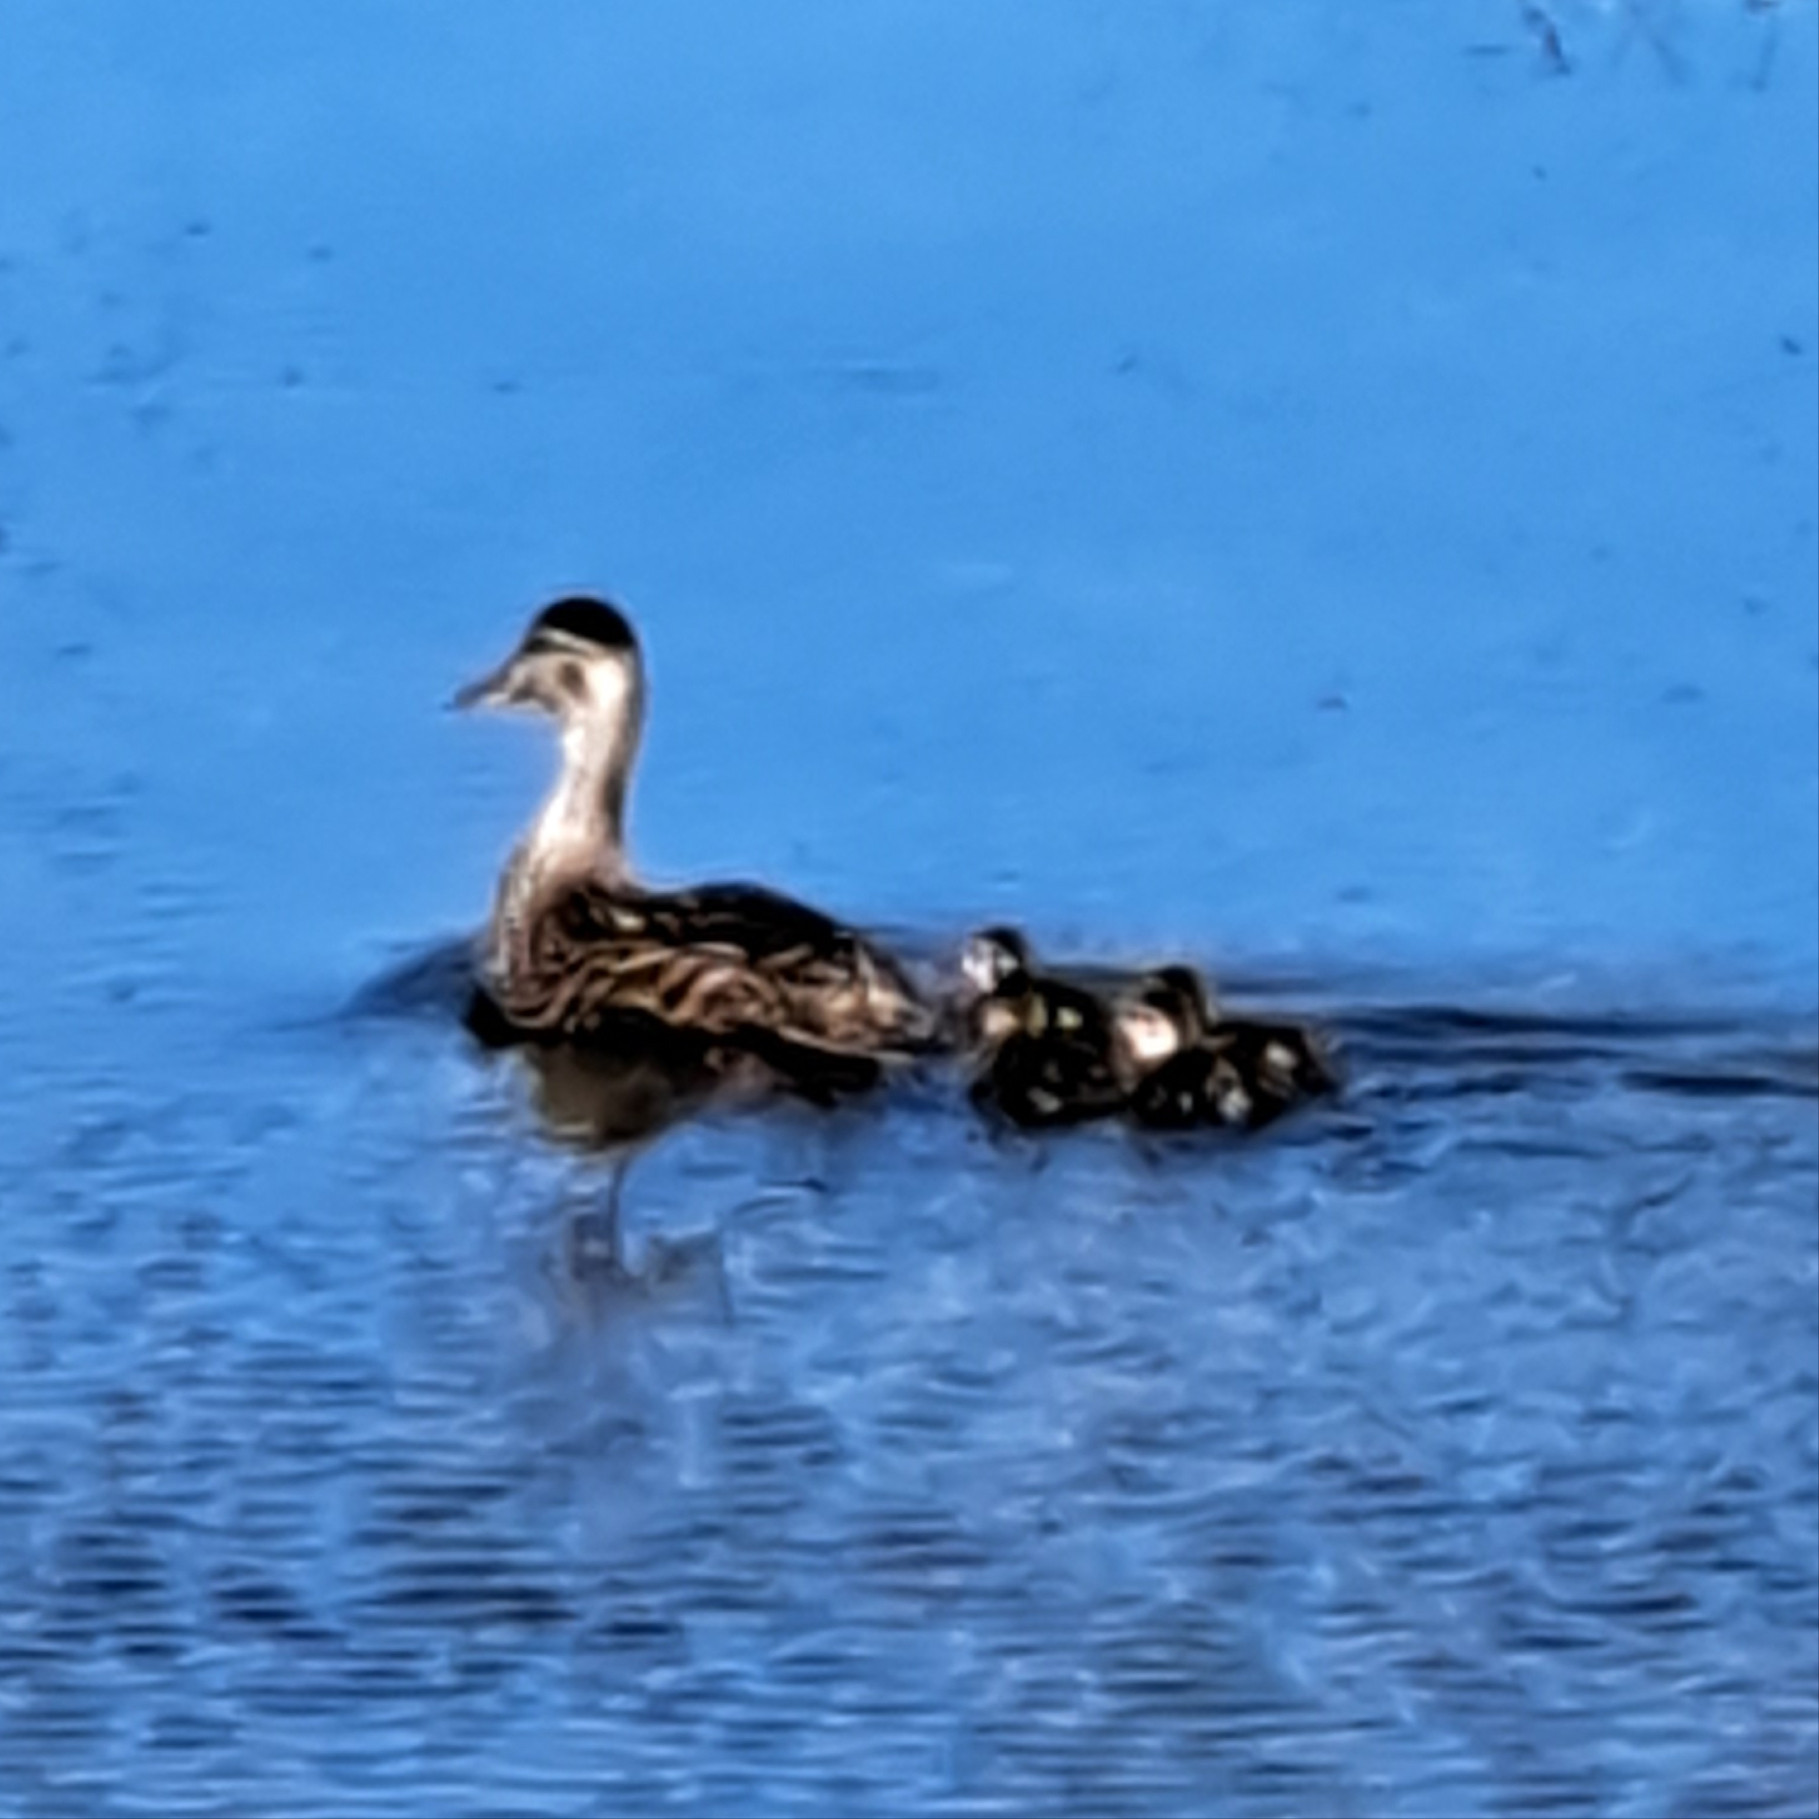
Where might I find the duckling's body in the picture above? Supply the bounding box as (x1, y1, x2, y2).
(1128, 1025, 1332, 1130)
(959, 928, 1132, 1129)
(461, 597, 932, 1062)
(1119, 966, 1336, 1132)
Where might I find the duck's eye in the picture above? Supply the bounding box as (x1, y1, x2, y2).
(558, 660, 588, 701)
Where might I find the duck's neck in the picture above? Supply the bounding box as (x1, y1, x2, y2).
(491, 703, 642, 975)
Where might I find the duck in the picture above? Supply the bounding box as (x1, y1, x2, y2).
(957, 926, 1140, 1128)
(456, 596, 935, 1065)
(1115, 964, 1337, 1131)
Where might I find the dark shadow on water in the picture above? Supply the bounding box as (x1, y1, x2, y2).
(343, 931, 481, 1024)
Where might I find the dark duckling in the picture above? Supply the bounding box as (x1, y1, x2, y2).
(1118, 964, 1336, 1132)
(958, 927, 1130, 1129)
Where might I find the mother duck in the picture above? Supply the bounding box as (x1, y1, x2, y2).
(457, 596, 933, 1062)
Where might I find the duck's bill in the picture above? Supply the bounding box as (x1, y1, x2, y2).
(450, 659, 516, 711)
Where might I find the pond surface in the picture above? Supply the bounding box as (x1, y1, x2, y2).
(1, 2, 1815, 1814)
(1, 942, 1814, 1817)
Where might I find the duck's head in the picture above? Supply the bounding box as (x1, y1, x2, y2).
(958, 926, 1038, 1048)
(1116, 964, 1214, 1068)
(960, 926, 1031, 999)
(454, 596, 644, 733)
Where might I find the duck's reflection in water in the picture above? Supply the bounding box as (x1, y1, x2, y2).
(552, 1184, 730, 1326)
(496, 1015, 888, 1321)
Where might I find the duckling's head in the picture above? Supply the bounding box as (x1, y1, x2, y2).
(960, 926, 1032, 999)
(454, 596, 643, 732)
(957, 927, 1038, 1051)
(1116, 964, 1214, 1067)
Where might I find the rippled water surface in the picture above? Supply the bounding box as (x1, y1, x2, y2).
(1, 946, 1813, 1816)
(3, 2, 1817, 1814)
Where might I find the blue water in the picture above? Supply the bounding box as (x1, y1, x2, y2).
(2, 3, 1816, 1814)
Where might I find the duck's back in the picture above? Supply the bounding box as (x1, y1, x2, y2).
(492, 876, 933, 1056)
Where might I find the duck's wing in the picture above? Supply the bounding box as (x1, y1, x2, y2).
(505, 878, 935, 1056)
(634, 880, 857, 959)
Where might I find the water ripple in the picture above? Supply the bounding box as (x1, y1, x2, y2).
(0, 954, 1812, 1815)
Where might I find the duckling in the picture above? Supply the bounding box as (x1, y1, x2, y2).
(958, 927, 1132, 1128)
(457, 596, 934, 1061)
(1117, 964, 1336, 1132)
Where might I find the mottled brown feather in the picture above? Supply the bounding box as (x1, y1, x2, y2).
(491, 878, 934, 1057)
